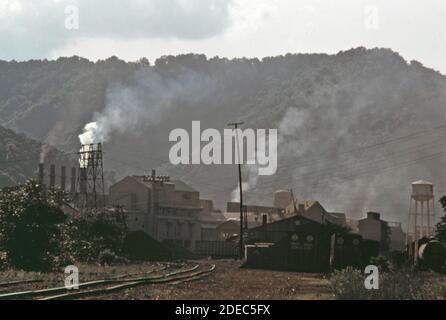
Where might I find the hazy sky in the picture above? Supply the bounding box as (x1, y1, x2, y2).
(1, 0, 446, 74)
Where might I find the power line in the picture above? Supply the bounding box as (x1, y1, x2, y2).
(291, 122, 446, 166)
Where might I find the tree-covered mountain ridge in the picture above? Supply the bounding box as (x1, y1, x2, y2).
(1, 47, 446, 220)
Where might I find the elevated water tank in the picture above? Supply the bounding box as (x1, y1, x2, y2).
(411, 180, 434, 201)
(273, 190, 293, 209)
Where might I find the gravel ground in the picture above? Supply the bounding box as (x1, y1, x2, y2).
(0, 260, 333, 300)
(92, 260, 333, 300)
(150, 260, 332, 300)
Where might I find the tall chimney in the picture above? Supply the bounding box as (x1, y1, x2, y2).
(60, 166, 66, 191)
(38, 163, 45, 185)
(70, 167, 76, 194)
(49, 165, 56, 188)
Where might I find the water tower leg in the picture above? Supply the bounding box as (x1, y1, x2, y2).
(414, 200, 418, 264)
(414, 201, 418, 242)
(420, 201, 424, 239)
(406, 198, 412, 246)
(427, 199, 431, 238)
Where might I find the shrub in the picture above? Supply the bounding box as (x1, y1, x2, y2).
(330, 267, 443, 300)
(62, 209, 127, 264)
(370, 255, 392, 272)
(98, 249, 120, 266)
(0, 180, 66, 271)
(0, 251, 8, 271)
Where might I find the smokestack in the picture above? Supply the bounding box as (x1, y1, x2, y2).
(60, 166, 66, 191)
(38, 163, 44, 185)
(70, 167, 76, 194)
(49, 164, 56, 188)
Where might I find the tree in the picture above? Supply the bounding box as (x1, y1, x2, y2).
(0, 180, 67, 271)
(62, 209, 127, 263)
(435, 196, 446, 242)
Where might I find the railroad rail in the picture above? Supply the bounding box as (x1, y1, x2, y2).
(0, 279, 44, 288)
(0, 263, 216, 300)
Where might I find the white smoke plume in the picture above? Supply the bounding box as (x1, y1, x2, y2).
(39, 143, 51, 163)
(78, 69, 216, 145)
(79, 122, 105, 145)
(231, 164, 259, 202)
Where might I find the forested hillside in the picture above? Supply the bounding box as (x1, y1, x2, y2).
(1, 47, 446, 220)
(0, 126, 43, 186)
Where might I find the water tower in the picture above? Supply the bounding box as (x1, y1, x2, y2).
(407, 180, 435, 261)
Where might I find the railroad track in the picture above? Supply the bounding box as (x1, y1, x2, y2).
(0, 279, 44, 288)
(0, 263, 216, 300)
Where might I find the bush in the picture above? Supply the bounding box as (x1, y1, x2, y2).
(0, 181, 128, 271)
(330, 267, 443, 300)
(62, 210, 127, 264)
(98, 249, 120, 266)
(0, 251, 8, 271)
(0, 180, 67, 271)
(370, 255, 392, 272)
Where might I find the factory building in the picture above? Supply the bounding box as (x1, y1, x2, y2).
(388, 222, 406, 251)
(357, 212, 389, 244)
(285, 200, 348, 226)
(109, 171, 202, 251)
(226, 194, 348, 235)
(347, 212, 406, 252)
(226, 202, 284, 223)
(199, 199, 226, 241)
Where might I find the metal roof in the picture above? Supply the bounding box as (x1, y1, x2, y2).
(412, 180, 433, 185)
(130, 176, 198, 193)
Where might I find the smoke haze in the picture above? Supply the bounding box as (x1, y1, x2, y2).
(3, 49, 446, 225)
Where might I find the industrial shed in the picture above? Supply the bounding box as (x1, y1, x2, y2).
(244, 214, 379, 272)
(245, 215, 333, 272)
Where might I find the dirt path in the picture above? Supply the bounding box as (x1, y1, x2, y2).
(0, 260, 333, 300)
(147, 260, 333, 300)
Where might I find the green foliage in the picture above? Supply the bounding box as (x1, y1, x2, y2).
(63, 210, 127, 264)
(0, 251, 7, 271)
(0, 180, 128, 271)
(98, 249, 128, 266)
(370, 255, 392, 272)
(2, 50, 446, 215)
(330, 267, 442, 300)
(435, 196, 446, 242)
(0, 180, 67, 271)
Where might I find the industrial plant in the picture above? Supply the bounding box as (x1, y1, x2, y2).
(2, 0, 446, 302)
(30, 140, 444, 275)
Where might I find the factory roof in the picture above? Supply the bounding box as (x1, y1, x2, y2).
(223, 219, 262, 229)
(169, 180, 199, 193)
(412, 180, 433, 185)
(248, 213, 321, 232)
(130, 176, 198, 193)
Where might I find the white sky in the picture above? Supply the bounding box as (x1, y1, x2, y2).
(1, 0, 446, 74)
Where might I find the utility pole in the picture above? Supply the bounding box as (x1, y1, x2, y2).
(228, 121, 245, 260)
